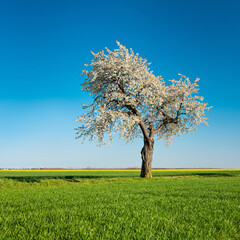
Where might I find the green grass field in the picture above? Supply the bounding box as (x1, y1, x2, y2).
(0, 170, 239, 239)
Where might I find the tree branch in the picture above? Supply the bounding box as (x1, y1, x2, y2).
(115, 79, 151, 139)
(153, 122, 166, 134)
(149, 126, 154, 138)
(138, 122, 149, 139)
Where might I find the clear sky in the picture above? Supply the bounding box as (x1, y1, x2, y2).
(0, 0, 239, 168)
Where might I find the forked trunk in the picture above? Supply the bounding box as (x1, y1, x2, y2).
(140, 137, 154, 178)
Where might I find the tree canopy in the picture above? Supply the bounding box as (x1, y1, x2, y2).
(76, 41, 211, 144)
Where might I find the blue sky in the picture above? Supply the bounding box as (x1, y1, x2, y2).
(0, 0, 239, 168)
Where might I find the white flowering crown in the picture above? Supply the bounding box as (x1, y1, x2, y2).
(75, 41, 211, 145)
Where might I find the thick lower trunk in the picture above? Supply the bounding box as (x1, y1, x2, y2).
(140, 137, 154, 178)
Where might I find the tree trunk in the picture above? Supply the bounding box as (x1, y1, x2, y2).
(140, 137, 154, 178)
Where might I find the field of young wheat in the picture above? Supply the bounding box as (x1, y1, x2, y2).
(0, 169, 239, 239)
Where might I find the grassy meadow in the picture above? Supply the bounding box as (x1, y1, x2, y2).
(0, 169, 239, 239)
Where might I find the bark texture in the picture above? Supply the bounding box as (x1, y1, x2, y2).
(140, 137, 154, 178)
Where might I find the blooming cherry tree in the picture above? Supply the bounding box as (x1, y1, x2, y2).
(75, 42, 211, 178)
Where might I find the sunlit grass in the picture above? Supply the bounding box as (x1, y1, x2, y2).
(0, 171, 239, 239)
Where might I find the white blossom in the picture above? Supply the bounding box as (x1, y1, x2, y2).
(75, 41, 211, 146)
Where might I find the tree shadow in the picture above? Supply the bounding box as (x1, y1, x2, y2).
(1, 172, 237, 184)
(1, 175, 104, 183)
(194, 172, 233, 177)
